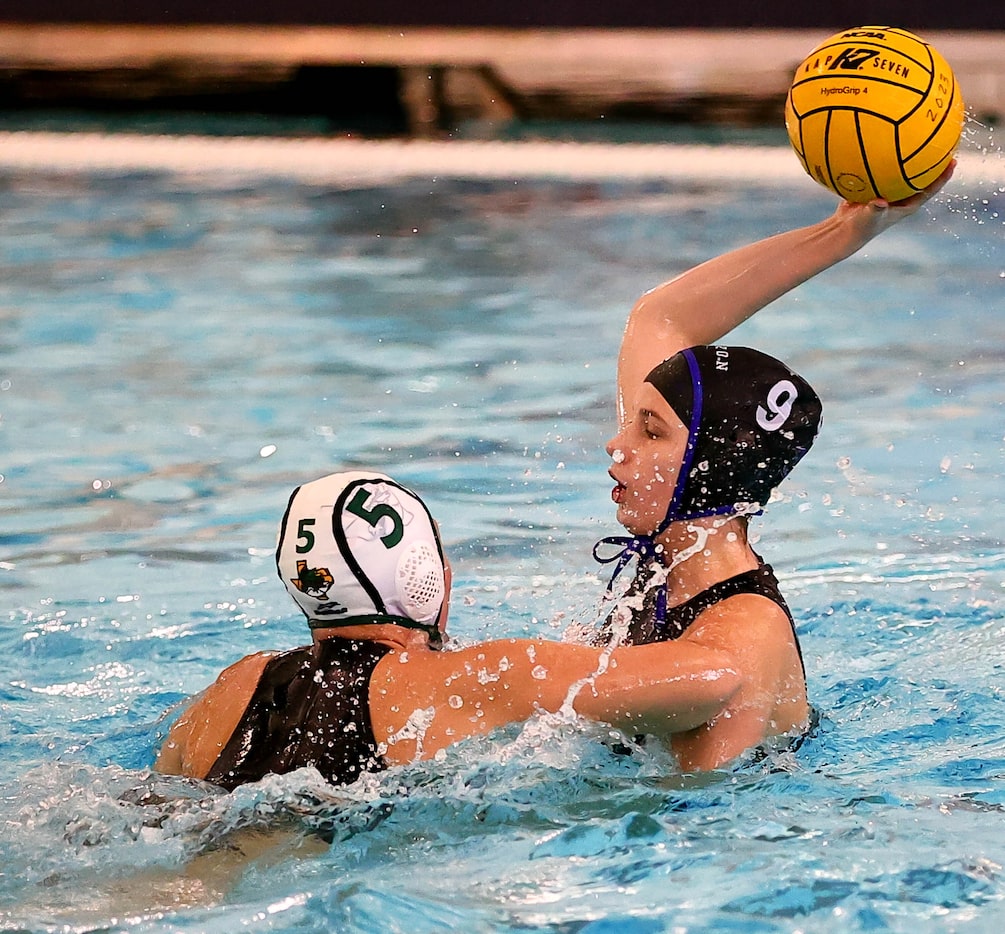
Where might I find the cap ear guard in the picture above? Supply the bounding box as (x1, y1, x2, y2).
(395, 540, 445, 623)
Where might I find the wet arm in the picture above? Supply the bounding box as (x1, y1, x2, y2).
(616, 166, 955, 417)
(523, 640, 743, 736)
(372, 638, 741, 764)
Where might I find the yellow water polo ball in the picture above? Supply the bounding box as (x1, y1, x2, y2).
(785, 26, 965, 203)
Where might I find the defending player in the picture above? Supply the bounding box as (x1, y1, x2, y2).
(155, 471, 742, 788)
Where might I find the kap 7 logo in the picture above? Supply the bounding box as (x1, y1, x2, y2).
(828, 48, 881, 71)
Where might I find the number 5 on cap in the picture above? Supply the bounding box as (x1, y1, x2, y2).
(296, 518, 315, 553)
(346, 487, 404, 548)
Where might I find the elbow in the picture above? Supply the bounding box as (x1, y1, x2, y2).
(681, 665, 743, 730)
(716, 666, 743, 705)
(616, 664, 744, 736)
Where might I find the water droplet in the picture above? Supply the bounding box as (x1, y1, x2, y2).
(531, 665, 548, 680)
(448, 694, 463, 709)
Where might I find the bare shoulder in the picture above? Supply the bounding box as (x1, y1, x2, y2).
(217, 651, 277, 684)
(683, 592, 808, 722)
(685, 593, 799, 671)
(154, 651, 278, 779)
(196, 651, 278, 710)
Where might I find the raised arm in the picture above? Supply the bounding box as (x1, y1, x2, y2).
(616, 166, 955, 422)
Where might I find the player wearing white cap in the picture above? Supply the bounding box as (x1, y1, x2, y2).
(155, 471, 742, 788)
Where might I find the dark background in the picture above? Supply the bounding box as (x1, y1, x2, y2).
(2, 1, 1003, 29)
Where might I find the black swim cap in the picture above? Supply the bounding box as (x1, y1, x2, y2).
(645, 346, 822, 527)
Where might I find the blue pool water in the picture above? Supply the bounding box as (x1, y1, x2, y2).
(1, 138, 1003, 931)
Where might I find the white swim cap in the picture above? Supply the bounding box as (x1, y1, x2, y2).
(275, 472, 446, 636)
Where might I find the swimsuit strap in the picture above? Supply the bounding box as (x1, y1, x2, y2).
(598, 562, 804, 679)
(665, 564, 792, 632)
(664, 564, 805, 679)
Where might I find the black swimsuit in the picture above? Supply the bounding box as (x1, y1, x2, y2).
(599, 561, 805, 677)
(205, 638, 391, 791)
(599, 561, 810, 757)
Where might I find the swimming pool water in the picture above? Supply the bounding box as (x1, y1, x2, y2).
(1, 144, 1003, 932)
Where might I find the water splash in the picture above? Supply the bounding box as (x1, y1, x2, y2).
(0, 763, 346, 923)
(940, 116, 1005, 247)
(379, 705, 436, 760)
(593, 521, 715, 648)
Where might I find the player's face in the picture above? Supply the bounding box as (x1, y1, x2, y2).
(606, 384, 690, 537)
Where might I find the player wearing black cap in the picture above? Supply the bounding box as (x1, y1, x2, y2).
(591, 165, 953, 769)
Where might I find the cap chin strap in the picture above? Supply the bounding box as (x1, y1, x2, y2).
(592, 501, 693, 629)
(593, 533, 666, 623)
(593, 349, 706, 628)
